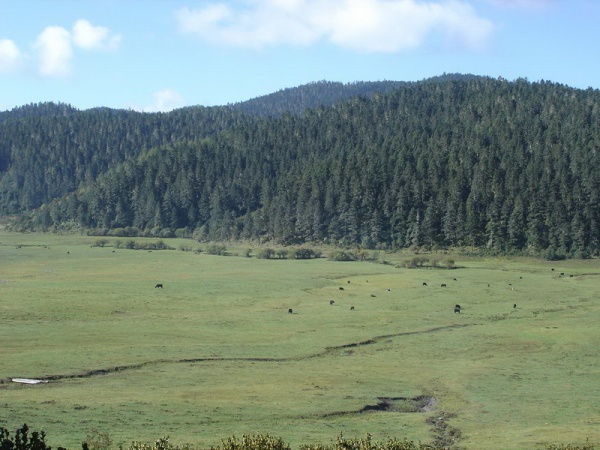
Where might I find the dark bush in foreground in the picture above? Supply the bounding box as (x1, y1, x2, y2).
(0, 424, 65, 450)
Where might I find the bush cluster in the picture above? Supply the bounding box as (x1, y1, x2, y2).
(112, 240, 174, 251)
(205, 244, 228, 256)
(327, 250, 378, 262)
(400, 257, 455, 269)
(256, 248, 321, 260)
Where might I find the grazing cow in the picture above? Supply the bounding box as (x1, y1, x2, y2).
(560, 273, 564, 276)
(454, 306, 461, 314)
(348, 280, 351, 284)
(551, 268, 555, 271)
(371, 294, 376, 298)
(513, 304, 517, 309)
(350, 306, 355, 311)
(155, 283, 163, 289)
(288, 308, 293, 314)
(423, 282, 428, 286)
(387, 288, 391, 291)
(569, 274, 574, 278)
(441, 284, 447, 288)
(339, 287, 344, 291)
(329, 300, 335, 305)
(453, 278, 457, 281)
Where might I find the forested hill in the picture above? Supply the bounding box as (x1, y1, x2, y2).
(6, 76, 600, 257)
(228, 80, 409, 117)
(227, 75, 481, 117)
(0, 105, 248, 212)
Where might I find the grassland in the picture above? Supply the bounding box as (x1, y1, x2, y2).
(1, 231, 599, 450)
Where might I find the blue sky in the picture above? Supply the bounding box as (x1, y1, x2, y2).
(1, 0, 599, 112)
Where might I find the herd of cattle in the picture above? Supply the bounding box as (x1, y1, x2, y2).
(153, 268, 576, 316)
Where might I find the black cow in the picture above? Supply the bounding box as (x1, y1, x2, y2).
(513, 304, 517, 309)
(155, 283, 163, 288)
(350, 306, 355, 310)
(454, 306, 461, 313)
(347, 280, 351, 284)
(288, 308, 293, 314)
(339, 287, 344, 291)
(370, 294, 376, 298)
(441, 283, 447, 288)
(329, 300, 335, 305)
(423, 282, 428, 286)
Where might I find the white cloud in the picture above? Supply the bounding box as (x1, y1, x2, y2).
(30, 19, 120, 77)
(0, 39, 23, 74)
(73, 19, 122, 51)
(144, 89, 185, 112)
(175, 0, 494, 52)
(34, 26, 73, 77)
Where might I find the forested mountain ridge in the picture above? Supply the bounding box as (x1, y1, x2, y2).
(227, 75, 482, 117)
(5, 76, 600, 257)
(0, 105, 249, 213)
(228, 80, 409, 117)
(0, 77, 473, 214)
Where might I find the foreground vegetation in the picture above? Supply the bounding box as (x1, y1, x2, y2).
(1, 232, 600, 450)
(0, 425, 596, 450)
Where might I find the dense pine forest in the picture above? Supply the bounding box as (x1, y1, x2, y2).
(2, 75, 600, 258)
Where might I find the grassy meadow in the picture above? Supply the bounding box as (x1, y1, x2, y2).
(1, 231, 599, 450)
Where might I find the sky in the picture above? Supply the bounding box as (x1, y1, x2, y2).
(1, 0, 599, 112)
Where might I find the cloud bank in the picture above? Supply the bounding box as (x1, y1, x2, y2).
(176, 0, 494, 52)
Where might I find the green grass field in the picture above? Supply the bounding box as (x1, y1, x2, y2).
(1, 232, 599, 450)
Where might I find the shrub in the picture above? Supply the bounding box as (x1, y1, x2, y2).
(276, 249, 289, 259)
(291, 248, 319, 259)
(213, 434, 290, 450)
(444, 258, 456, 269)
(94, 238, 110, 248)
(206, 244, 228, 256)
(257, 248, 275, 259)
(0, 424, 65, 450)
(328, 251, 355, 261)
(83, 428, 112, 450)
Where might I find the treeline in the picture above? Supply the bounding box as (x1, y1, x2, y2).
(5, 77, 600, 257)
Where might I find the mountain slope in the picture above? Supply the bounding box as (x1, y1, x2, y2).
(15, 77, 600, 257)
